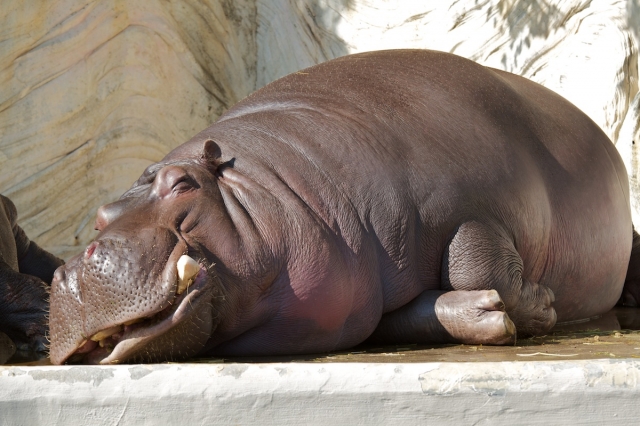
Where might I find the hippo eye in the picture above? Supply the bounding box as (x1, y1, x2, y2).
(152, 166, 199, 199)
(172, 178, 194, 194)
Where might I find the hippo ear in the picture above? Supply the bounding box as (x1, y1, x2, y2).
(200, 139, 223, 170)
(203, 139, 221, 160)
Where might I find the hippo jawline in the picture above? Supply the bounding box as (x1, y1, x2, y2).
(65, 262, 214, 365)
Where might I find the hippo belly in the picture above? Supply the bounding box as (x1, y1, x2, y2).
(49, 49, 633, 365)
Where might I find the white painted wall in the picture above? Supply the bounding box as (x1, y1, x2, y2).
(1, 360, 638, 425)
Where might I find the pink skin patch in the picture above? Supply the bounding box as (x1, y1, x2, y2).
(84, 242, 98, 259)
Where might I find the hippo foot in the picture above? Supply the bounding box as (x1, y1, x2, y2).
(434, 290, 516, 345)
(508, 281, 557, 337)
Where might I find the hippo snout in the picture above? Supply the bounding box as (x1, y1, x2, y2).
(49, 227, 216, 364)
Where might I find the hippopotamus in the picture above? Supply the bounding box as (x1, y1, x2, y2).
(0, 194, 63, 357)
(49, 49, 638, 365)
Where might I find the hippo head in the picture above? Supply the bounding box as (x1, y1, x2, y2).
(49, 140, 273, 364)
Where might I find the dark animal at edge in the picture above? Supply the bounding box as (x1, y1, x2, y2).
(0, 194, 63, 360)
(48, 49, 640, 364)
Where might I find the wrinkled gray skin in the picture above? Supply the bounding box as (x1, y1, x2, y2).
(50, 50, 637, 365)
(0, 194, 64, 359)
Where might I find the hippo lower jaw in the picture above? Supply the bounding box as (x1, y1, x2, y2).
(66, 259, 215, 365)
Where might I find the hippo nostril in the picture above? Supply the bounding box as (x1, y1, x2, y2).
(85, 242, 98, 259)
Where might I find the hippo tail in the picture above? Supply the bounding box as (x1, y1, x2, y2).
(621, 230, 640, 306)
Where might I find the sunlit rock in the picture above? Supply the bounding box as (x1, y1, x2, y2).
(1, 0, 639, 257)
(0, 0, 256, 258)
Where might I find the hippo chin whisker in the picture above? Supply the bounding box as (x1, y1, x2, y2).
(58, 267, 213, 364)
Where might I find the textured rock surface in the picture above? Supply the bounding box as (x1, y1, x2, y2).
(0, 1, 256, 258)
(1, 0, 640, 257)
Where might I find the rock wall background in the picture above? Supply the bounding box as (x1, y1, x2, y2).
(1, 0, 640, 258)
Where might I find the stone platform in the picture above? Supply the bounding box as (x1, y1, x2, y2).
(1, 359, 638, 425)
(2, 307, 640, 425)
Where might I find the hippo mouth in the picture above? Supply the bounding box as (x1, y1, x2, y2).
(65, 255, 214, 364)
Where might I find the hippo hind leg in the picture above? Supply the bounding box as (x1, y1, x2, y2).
(369, 221, 556, 346)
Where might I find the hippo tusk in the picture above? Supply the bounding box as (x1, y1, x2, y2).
(177, 255, 200, 295)
(90, 325, 123, 342)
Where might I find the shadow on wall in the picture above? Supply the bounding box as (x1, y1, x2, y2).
(255, 0, 351, 88)
(492, 0, 566, 70)
(629, 0, 640, 41)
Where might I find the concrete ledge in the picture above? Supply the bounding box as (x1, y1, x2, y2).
(1, 359, 639, 425)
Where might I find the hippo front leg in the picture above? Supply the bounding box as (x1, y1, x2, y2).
(368, 289, 516, 345)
